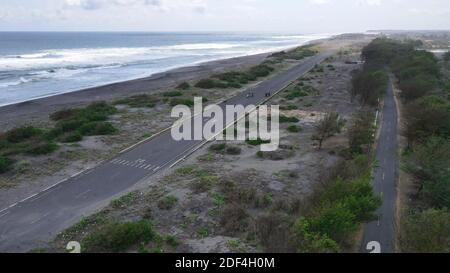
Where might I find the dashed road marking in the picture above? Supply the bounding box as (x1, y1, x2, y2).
(111, 159, 158, 171)
(0, 211, 10, 219)
(75, 189, 92, 199)
(30, 213, 50, 225)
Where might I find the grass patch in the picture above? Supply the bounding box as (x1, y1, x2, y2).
(0, 156, 14, 174)
(163, 91, 183, 97)
(246, 138, 271, 146)
(114, 94, 159, 108)
(111, 192, 139, 209)
(270, 45, 317, 61)
(158, 195, 178, 210)
(195, 64, 274, 89)
(83, 220, 156, 253)
(280, 116, 300, 123)
(287, 125, 302, 133)
(169, 98, 195, 107)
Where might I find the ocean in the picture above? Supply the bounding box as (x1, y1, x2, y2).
(0, 32, 331, 107)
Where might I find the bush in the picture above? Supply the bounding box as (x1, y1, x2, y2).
(83, 220, 156, 253)
(114, 95, 159, 108)
(78, 122, 117, 136)
(296, 170, 381, 248)
(225, 146, 242, 155)
(400, 209, 450, 253)
(169, 98, 195, 107)
(209, 143, 227, 152)
(0, 156, 14, 173)
(191, 176, 218, 193)
(50, 109, 79, 121)
(287, 125, 302, 133)
(6, 126, 43, 143)
(61, 132, 83, 143)
(404, 137, 450, 208)
(163, 91, 183, 97)
(246, 138, 270, 146)
(177, 82, 191, 90)
(158, 196, 178, 210)
(220, 204, 249, 235)
(26, 141, 59, 155)
(195, 79, 222, 89)
(280, 116, 300, 123)
(196, 64, 274, 89)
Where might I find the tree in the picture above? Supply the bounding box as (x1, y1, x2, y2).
(314, 112, 345, 149)
(405, 136, 450, 208)
(405, 96, 450, 146)
(400, 209, 450, 253)
(351, 69, 388, 106)
(348, 111, 376, 154)
(443, 51, 450, 62)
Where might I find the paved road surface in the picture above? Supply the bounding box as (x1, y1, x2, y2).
(0, 53, 331, 252)
(361, 76, 398, 253)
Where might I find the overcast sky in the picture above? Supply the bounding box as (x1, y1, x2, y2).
(0, 0, 449, 33)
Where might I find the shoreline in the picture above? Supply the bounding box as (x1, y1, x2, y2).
(0, 52, 272, 130)
(0, 37, 331, 130)
(0, 38, 329, 109)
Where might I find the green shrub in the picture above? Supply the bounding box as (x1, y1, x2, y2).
(61, 132, 83, 143)
(195, 79, 222, 89)
(163, 91, 183, 97)
(114, 95, 159, 108)
(177, 82, 191, 90)
(158, 196, 178, 210)
(83, 220, 156, 252)
(50, 109, 80, 121)
(192, 176, 218, 193)
(169, 98, 195, 107)
(78, 122, 117, 136)
(246, 138, 271, 146)
(400, 209, 450, 253)
(6, 126, 43, 143)
(287, 125, 302, 133)
(226, 146, 242, 155)
(111, 192, 138, 209)
(0, 156, 14, 173)
(280, 116, 300, 123)
(26, 141, 59, 155)
(209, 143, 227, 152)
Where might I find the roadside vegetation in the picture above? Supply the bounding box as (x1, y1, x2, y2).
(195, 64, 274, 89)
(361, 38, 450, 252)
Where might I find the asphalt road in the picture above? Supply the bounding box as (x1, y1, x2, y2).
(361, 76, 398, 253)
(0, 53, 331, 252)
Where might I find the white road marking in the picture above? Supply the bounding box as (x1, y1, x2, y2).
(30, 213, 50, 225)
(0, 211, 10, 219)
(382, 173, 385, 181)
(75, 189, 92, 199)
(28, 187, 60, 203)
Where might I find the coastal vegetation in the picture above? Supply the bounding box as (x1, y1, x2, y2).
(0, 102, 118, 174)
(195, 64, 274, 89)
(269, 44, 317, 61)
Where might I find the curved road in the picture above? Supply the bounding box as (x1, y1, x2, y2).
(0, 53, 331, 252)
(361, 76, 398, 253)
